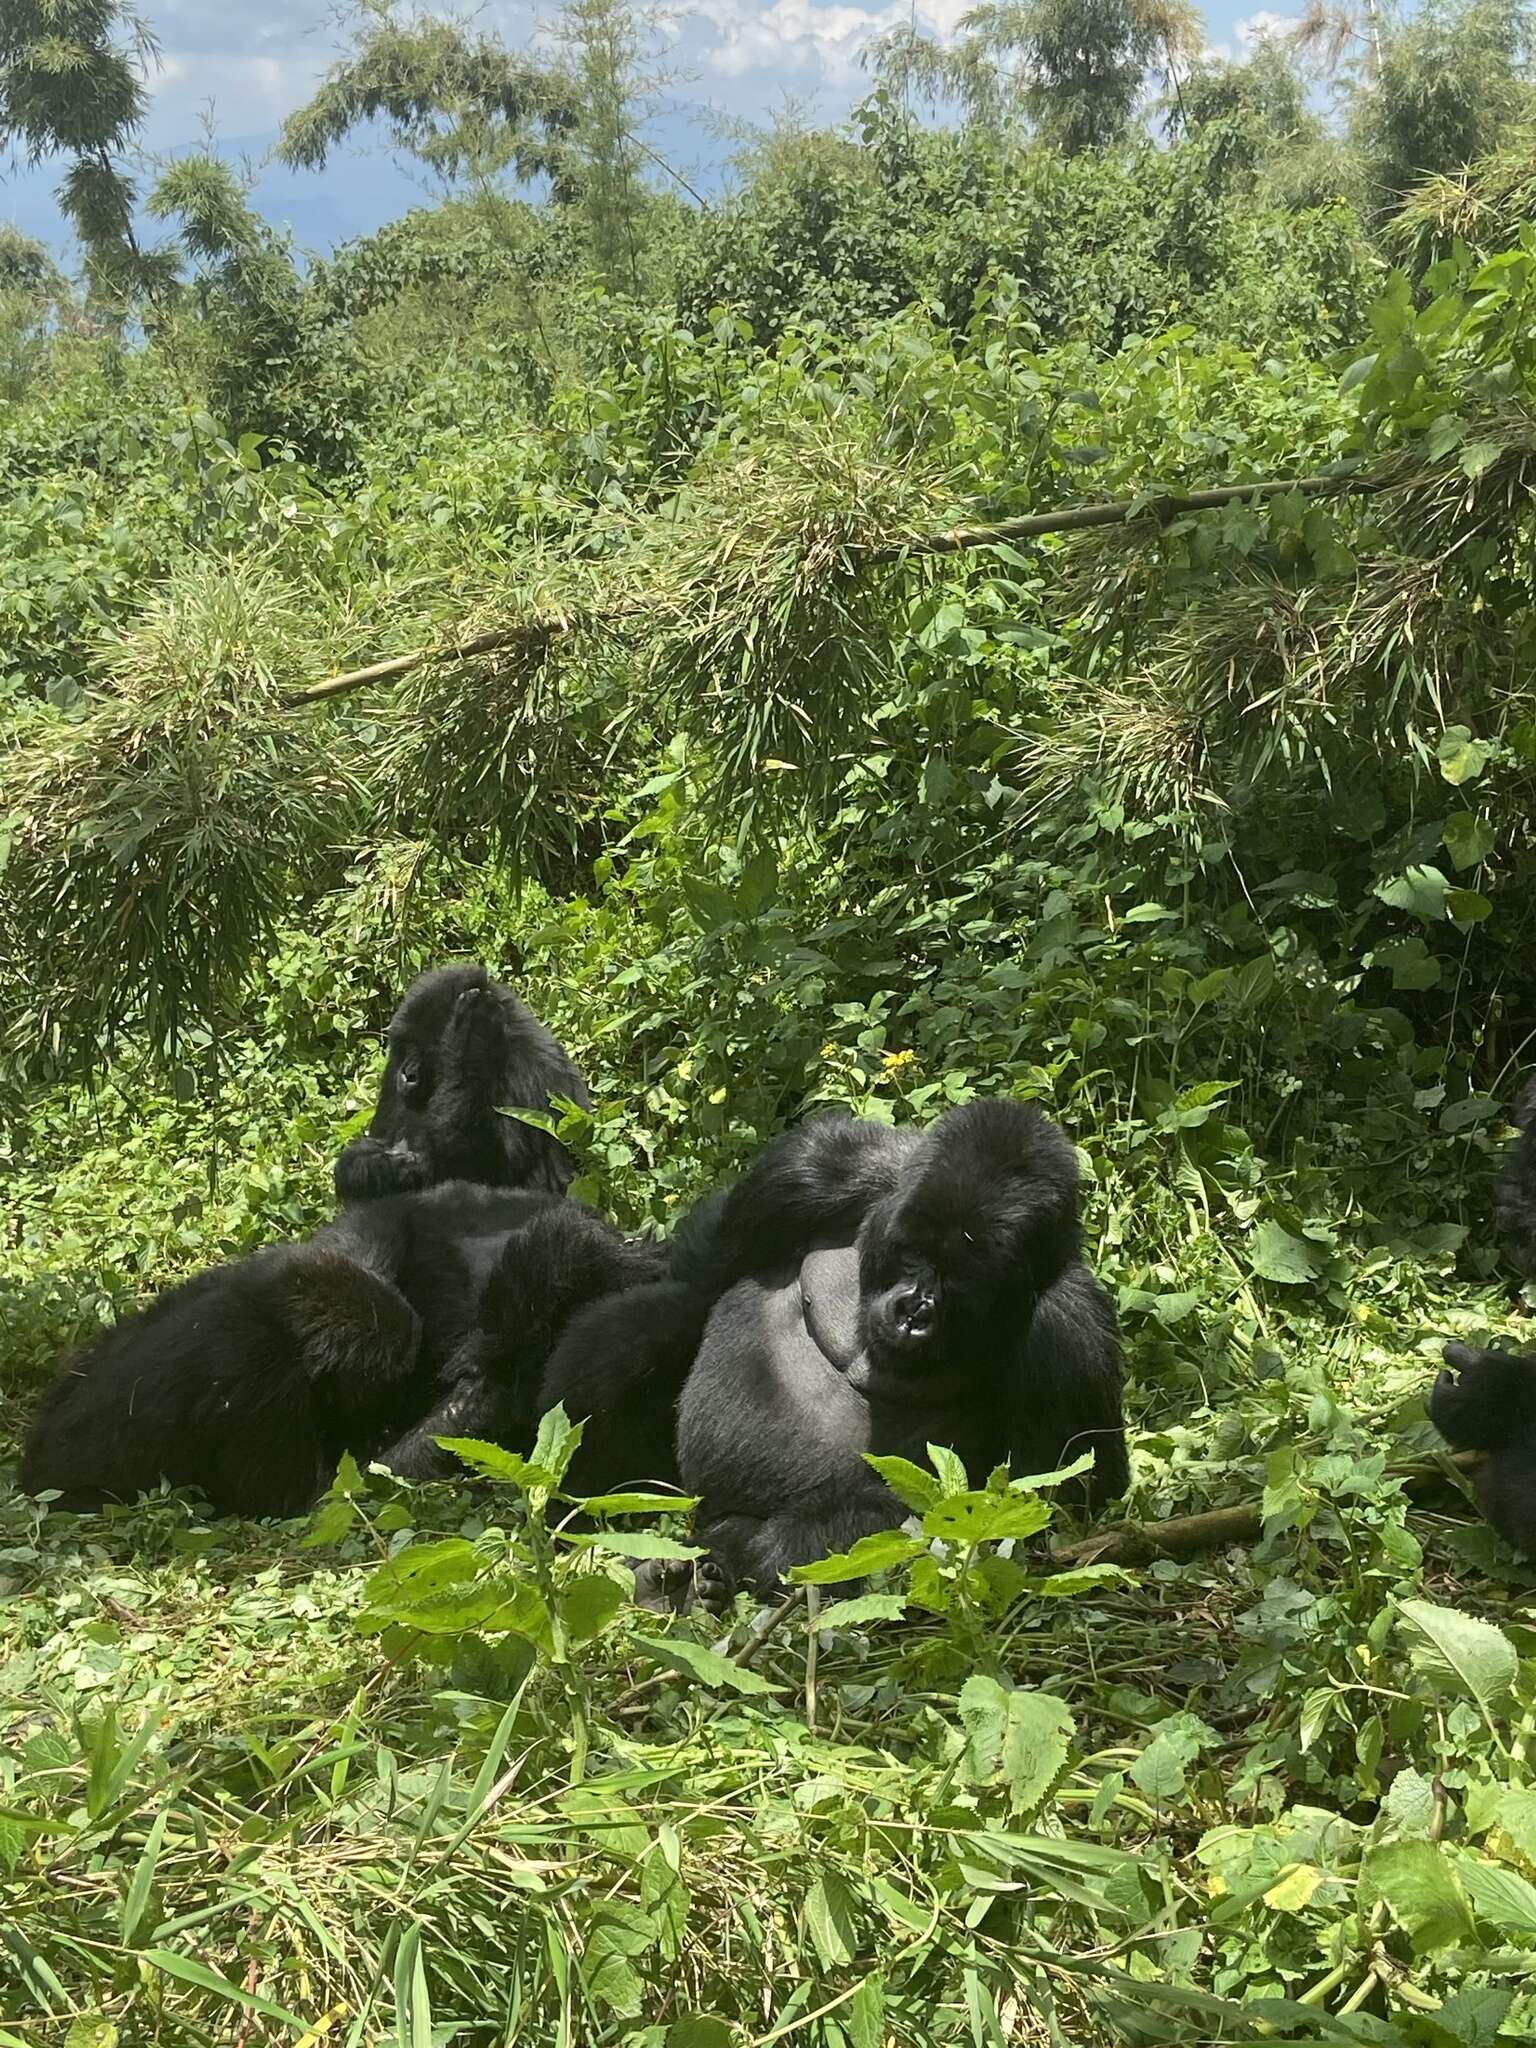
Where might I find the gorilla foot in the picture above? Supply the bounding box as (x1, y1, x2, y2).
(632, 1555, 734, 1617)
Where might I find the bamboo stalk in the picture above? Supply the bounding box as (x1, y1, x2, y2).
(285, 469, 1386, 707)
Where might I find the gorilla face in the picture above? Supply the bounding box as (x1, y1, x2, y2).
(384, 965, 495, 1107)
(852, 1194, 1025, 1404)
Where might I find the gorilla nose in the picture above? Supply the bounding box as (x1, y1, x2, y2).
(892, 1286, 936, 1340)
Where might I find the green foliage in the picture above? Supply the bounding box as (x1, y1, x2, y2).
(10, 15, 1536, 2038)
(1351, 0, 1536, 212)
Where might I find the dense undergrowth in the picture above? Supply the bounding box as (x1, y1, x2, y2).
(6, 11, 1536, 2036)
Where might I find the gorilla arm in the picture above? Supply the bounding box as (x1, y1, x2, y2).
(676, 1118, 914, 1300)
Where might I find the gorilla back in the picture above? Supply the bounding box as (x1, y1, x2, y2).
(676, 1098, 1128, 1591)
(334, 964, 591, 1204)
(21, 1244, 423, 1520)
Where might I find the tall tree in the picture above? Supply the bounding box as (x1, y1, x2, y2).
(873, 0, 1203, 150)
(0, 0, 169, 300)
(277, 1, 578, 194)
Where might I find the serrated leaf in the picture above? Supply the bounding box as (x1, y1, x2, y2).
(1398, 1599, 1516, 1727)
(575, 1491, 699, 1516)
(1248, 1221, 1323, 1285)
(846, 1973, 885, 2048)
(803, 1871, 859, 1968)
(814, 1592, 908, 1630)
(923, 1492, 1053, 1545)
(574, 1531, 703, 1560)
(863, 1454, 942, 1513)
(1460, 1854, 1536, 1938)
(1129, 1713, 1216, 1803)
(1443, 812, 1495, 870)
(558, 1574, 625, 1645)
(925, 1443, 971, 1495)
(632, 1635, 776, 1695)
(1363, 1839, 1476, 1953)
(1462, 437, 1504, 479)
(788, 1530, 924, 1584)
(959, 1677, 1075, 1814)
(434, 1438, 559, 1490)
(1030, 1564, 1136, 1598)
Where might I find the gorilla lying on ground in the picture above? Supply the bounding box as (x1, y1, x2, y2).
(1428, 1341, 1536, 1559)
(334, 965, 590, 1205)
(669, 1099, 1128, 1593)
(21, 1182, 652, 1520)
(1495, 1076, 1536, 1286)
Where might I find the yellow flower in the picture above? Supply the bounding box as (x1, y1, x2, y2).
(882, 1049, 917, 1073)
(820, 1042, 841, 1061)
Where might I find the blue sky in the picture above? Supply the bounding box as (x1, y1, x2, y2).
(0, 0, 1294, 265)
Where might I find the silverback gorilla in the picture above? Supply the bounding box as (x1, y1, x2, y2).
(334, 966, 590, 1204)
(653, 1099, 1128, 1592)
(1429, 1341, 1536, 1560)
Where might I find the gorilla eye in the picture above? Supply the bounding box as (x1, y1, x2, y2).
(397, 1054, 423, 1092)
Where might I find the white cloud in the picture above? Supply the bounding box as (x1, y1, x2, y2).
(1236, 10, 1302, 49)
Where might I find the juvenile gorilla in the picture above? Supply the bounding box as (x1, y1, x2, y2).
(1428, 1341, 1536, 1559)
(1495, 1076, 1536, 1284)
(334, 965, 590, 1205)
(21, 1182, 639, 1520)
(674, 1100, 1128, 1593)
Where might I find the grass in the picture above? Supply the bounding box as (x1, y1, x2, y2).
(4, 1027, 1536, 2048)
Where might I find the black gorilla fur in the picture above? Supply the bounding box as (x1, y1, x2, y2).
(1429, 1340, 1536, 1559)
(334, 965, 590, 1205)
(21, 1182, 650, 1520)
(1495, 1076, 1536, 1284)
(670, 1098, 1128, 1592)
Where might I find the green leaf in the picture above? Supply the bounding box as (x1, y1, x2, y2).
(1446, 888, 1492, 925)
(925, 1443, 971, 1496)
(142, 1951, 306, 2031)
(65, 2024, 117, 2048)
(1443, 812, 1495, 870)
(433, 1438, 559, 1491)
(631, 1636, 776, 1696)
(814, 1592, 908, 1630)
(923, 1492, 1052, 1545)
(1248, 1221, 1323, 1286)
(558, 1574, 625, 1645)
(803, 1871, 859, 1968)
(788, 1530, 924, 1584)
(1462, 438, 1504, 479)
(846, 1973, 886, 2048)
(1423, 411, 1468, 461)
(863, 1454, 943, 1514)
(1375, 937, 1441, 991)
(1375, 863, 1450, 921)
(960, 1676, 1075, 1814)
(1398, 1599, 1516, 1725)
(1460, 1855, 1536, 1939)
(1437, 726, 1491, 786)
(1129, 1713, 1216, 1803)
(395, 1921, 433, 2048)
(666, 2022, 735, 2048)
(1339, 352, 1378, 391)
(1362, 1840, 1476, 1953)
(531, 1403, 583, 1486)
(575, 1491, 699, 1516)
(574, 1531, 703, 1561)
(1032, 1564, 1136, 1598)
